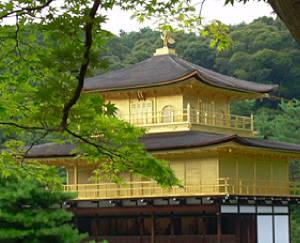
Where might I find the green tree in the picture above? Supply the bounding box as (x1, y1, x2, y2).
(225, 0, 300, 46)
(231, 99, 255, 117)
(269, 100, 300, 143)
(214, 17, 300, 100)
(291, 205, 300, 243)
(0, 174, 85, 243)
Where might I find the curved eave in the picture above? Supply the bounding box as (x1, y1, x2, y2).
(142, 131, 300, 155)
(194, 71, 277, 94)
(146, 134, 239, 151)
(148, 136, 300, 157)
(84, 70, 277, 95)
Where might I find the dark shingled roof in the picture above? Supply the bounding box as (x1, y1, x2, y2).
(84, 55, 277, 93)
(26, 141, 78, 158)
(26, 131, 300, 158)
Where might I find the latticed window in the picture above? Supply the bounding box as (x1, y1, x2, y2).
(131, 102, 152, 114)
(199, 100, 215, 113)
(199, 100, 215, 123)
(130, 101, 153, 124)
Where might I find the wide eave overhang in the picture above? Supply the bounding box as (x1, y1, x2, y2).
(25, 131, 300, 159)
(84, 54, 277, 94)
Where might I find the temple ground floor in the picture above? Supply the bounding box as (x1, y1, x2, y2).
(65, 196, 291, 243)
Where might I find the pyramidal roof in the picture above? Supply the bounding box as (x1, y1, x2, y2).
(84, 54, 277, 93)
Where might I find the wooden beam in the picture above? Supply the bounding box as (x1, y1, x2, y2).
(69, 204, 219, 215)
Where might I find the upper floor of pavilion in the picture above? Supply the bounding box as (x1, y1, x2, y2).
(84, 41, 277, 137)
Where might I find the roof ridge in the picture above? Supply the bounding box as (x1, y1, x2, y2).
(169, 55, 196, 72)
(177, 57, 278, 90)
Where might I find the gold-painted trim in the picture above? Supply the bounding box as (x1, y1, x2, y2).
(153, 47, 177, 56)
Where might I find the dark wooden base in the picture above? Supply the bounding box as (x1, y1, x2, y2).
(84, 235, 237, 243)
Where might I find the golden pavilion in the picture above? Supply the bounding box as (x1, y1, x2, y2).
(27, 37, 300, 243)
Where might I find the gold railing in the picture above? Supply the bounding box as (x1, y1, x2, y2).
(119, 106, 253, 131)
(63, 178, 300, 200)
(227, 179, 300, 197)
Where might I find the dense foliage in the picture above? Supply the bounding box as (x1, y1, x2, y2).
(225, 0, 300, 46)
(0, 175, 85, 243)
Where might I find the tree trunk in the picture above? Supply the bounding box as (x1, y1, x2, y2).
(268, 0, 300, 46)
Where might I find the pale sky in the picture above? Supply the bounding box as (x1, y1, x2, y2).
(103, 0, 274, 35)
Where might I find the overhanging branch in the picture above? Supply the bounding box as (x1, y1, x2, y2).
(0, 122, 45, 131)
(0, 0, 55, 20)
(65, 127, 116, 160)
(61, 0, 101, 129)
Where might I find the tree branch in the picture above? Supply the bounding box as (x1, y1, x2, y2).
(199, 0, 206, 17)
(65, 127, 116, 160)
(0, 122, 61, 132)
(0, 122, 44, 131)
(0, 0, 55, 20)
(61, 0, 101, 129)
(21, 131, 49, 162)
(15, 15, 21, 58)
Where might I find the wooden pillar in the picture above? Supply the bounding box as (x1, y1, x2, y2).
(171, 213, 174, 243)
(108, 218, 111, 236)
(236, 215, 241, 243)
(95, 214, 100, 242)
(253, 215, 257, 243)
(151, 212, 155, 243)
(203, 217, 207, 243)
(217, 214, 222, 243)
(92, 217, 98, 242)
(74, 214, 78, 228)
(140, 213, 144, 243)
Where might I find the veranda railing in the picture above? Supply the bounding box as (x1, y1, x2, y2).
(118, 105, 253, 131)
(63, 178, 299, 200)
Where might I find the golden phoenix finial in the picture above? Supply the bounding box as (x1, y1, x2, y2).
(161, 30, 175, 47)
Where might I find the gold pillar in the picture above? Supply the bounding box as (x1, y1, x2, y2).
(74, 164, 78, 184)
(74, 164, 78, 191)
